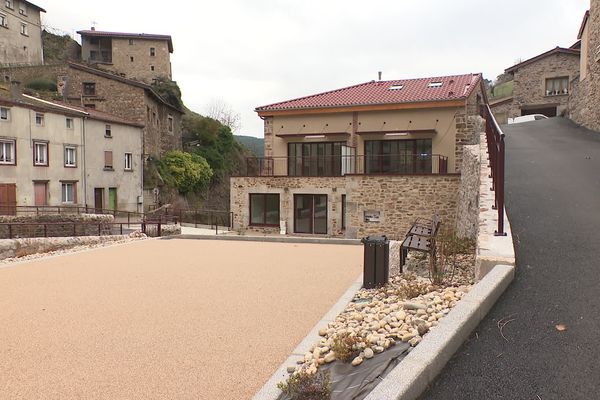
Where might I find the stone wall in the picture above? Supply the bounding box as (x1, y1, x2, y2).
(510, 52, 580, 118)
(230, 174, 461, 239)
(569, 0, 600, 132)
(455, 143, 481, 239)
(0, 234, 131, 261)
(454, 87, 484, 173)
(0, 214, 114, 238)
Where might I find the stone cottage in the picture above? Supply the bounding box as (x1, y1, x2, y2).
(230, 73, 486, 239)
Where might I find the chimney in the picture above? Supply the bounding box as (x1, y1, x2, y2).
(91, 26, 95, 31)
(10, 80, 22, 99)
(378, 71, 382, 81)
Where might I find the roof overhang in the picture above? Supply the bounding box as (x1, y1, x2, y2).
(578, 10, 590, 40)
(24, 0, 45, 12)
(256, 99, 466, 117)
(77, 30, 173, 52)
(505, 47, 580, 74)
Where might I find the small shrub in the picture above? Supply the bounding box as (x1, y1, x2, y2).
(429, 229, 476, 285)
(395, 276, 431, 299)
(25, 78, 57, 92)
(277, 370, 331, 400)
(331, 332, 362, 363)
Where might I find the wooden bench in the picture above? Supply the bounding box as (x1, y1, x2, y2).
(399, 214, 441, 272)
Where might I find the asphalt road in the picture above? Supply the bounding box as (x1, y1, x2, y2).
(423, 117, 600, 399)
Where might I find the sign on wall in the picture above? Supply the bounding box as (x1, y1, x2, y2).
(364, 210, 381, 223)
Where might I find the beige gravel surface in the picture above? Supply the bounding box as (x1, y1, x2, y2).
(0, 238, 362, 400)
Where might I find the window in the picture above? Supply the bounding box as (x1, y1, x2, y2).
(365, 139, 433, 174)
(294, 194, 328, 234)
(84, 103, 95, 109)
(130, 56, 134, 62)
(105, 124, 112, 137)
(66, 118, 73, 129)
(61, 182, 76, 203)
(124, 152, 133, 170)
(128, 39, 134, 45)
(167, 115, 173, 132)
(104, 151, 113, 169)
(18, 3, 25, 15)
(427, 82, 443, 88)
(64, 146, 76, 167)
(90, 37, 99, 45)
(249, 194, 280, 226)
(0, 13, 6, 27)
(388, 84, 403, 90)
(20, 23, 27, 35)
(545, 77, 569, 96)
(35, 113, 44, 126)
(83, 82, 96, 96)
(89, 50, 98, 61)
(4, 0, 12, 9)
(150, 47, 155, 56)
(0, 139, 15, 164)
(33, 141, 48, 166)
(150, 65, 155, 71)
(287, 142, 345, 177)
(0, 107, 9, 121)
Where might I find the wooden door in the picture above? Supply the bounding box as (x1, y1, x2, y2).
(34, 182, 47, 206)
(94, 188, 104, 212)
(0, 183, 17, 215)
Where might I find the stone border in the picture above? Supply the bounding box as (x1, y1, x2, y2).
(363, 264, 515, 400)
(252, 273, 364, 400)
(171, 234, 362, 246)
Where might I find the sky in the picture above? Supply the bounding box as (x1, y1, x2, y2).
(41, 0, 590, 137)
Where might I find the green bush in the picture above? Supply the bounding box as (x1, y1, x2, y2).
(155, 150, 213, 194)
(25, 78, 57, 92)
(277, 370, 331, 400)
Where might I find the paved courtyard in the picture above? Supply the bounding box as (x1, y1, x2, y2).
(0, 238, 363, 400)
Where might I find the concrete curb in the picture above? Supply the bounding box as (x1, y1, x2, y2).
(364, 264, 515, 400)
(172, 234, 362, 246)
(252, 273, 364, 400)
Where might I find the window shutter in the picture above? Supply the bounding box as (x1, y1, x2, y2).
(105, 151, 113, 167)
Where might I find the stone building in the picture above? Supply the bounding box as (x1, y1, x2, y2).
(0, 0, 45, 66)
(570, 1, 600, 132)
(0, 83, 144, 213)
(77, 28, 173, 84)
(1, 61, 183, 159)
(230, 73, 485, 238)
(495, 47, 580, 120)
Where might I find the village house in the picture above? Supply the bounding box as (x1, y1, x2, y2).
(490, 47, 581, 123)
(0, 0, 45, 66)
(78, 28, 173, 84)
(1, 61, 183, 159)
(570, 1, 600, 131)
(230, 73, 485, 238)
(0, 82, 144, 213)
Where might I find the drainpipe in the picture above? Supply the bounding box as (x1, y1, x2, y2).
(82, 117, 87, 208)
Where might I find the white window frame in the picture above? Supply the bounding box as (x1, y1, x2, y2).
(18, 3, 25, 15)
(0, 107, 9, 121)
(0, 12, 7, 27)
(105, 124, 112, 137)
(66, 118, 74, 129)
(33, 141, 48, 166)
(4, 0, 12, 9)
(35, 113, 44, 126)
(64, 146, 77, 167)
(61, 182, 75, 203)
(0, 138, 15, 165)
(20, 22, 27, 36)
(124, 152, 133, 171)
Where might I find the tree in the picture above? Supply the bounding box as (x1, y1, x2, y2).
(156, 151, 213, 194)
(205, 99, 242, 133)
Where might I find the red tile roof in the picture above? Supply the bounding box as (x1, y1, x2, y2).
(504, 47, 580, 74)
(255, 73, 483, 113)
(77, 30, 173, 52)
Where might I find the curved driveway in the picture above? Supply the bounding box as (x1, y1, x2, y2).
(424, 118, 600, 399)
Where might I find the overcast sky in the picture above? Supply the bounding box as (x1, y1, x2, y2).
(42, 0, 589, 137)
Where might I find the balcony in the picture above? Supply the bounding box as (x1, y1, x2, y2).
(241, 154, 449, 177)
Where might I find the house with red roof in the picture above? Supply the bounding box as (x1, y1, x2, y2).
(77, 28, 173, 84)
(230, 73, 486, 238)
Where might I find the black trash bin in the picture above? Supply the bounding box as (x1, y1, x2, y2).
(361, 235, 390, 289)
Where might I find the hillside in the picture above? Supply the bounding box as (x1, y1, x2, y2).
(235, 135, 264, 157)
(42, 29, 81, 63)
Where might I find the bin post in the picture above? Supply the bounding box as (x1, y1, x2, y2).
(361, 235, 390, 289)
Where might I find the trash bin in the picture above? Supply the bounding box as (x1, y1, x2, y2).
(361, 235, 390, 289)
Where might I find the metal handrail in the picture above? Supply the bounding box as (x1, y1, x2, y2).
(481, 104, 507, 236)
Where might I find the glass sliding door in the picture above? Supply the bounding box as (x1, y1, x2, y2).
(364, 139, 432, 174)
(294, 194, 328, 234)
(288, 142, 345, 176)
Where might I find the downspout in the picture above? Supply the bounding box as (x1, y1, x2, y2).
(82, 116, 87, 208)
(140, 126, 145, 213)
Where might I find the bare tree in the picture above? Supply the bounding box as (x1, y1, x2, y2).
(205, 99, 242, 133)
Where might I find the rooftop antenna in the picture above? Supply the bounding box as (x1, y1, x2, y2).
(378, 71, 382, 81)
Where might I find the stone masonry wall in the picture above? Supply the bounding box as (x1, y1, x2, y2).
(0, 214, 114, 238)
(570, 0, 600, 132)
(510, 52, 580, 118)
(454, 86, 483, 173)
(230, 174, 461, 239)
(455, 143, 481, 239)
